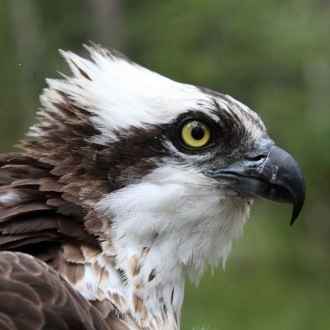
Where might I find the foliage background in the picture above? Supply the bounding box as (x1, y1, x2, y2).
(1, 1, 330, 329)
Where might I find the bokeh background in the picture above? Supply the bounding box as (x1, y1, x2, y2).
(1, 1, 330, 329)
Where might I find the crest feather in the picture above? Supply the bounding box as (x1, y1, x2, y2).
(37, 46, 209, 144)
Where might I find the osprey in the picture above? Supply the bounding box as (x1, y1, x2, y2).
(0, 46, 305, 330)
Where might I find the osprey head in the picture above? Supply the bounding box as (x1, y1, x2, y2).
(26, 46, 305, 318)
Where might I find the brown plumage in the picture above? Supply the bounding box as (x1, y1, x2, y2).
(0, 143, 127, 329)
(0, 252, 108, 330)
(0, 151, 129, 329)
(0, 152, 98, 260)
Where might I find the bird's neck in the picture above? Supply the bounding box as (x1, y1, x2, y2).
(98, 198, 192, 329)
(96, 214, 248, 329)
(98, 224, 186, 330)
(93, 166, 251, 329)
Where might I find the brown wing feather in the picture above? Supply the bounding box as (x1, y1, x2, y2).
(0, 252, 109, 330)
(0, 155, 132, 329)
(0, 153, 98, 263)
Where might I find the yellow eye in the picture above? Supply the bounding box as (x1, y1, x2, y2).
(181, 120, 211, 148)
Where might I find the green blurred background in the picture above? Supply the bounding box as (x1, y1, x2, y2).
(1, 1, 330, 329)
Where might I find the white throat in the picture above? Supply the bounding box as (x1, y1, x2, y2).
(96, 164, 251, 329)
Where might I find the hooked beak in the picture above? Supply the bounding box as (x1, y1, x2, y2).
(207, 145, 305, 225)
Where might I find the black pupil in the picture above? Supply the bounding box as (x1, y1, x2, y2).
(191, 123, 205, 140)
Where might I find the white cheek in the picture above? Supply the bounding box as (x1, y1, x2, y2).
(96, 164, 250, 280)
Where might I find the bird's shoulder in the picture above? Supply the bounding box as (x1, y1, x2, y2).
(0, 251, 124, 330)
(0, 153, 132, 329)
(0, 152, 98, 262)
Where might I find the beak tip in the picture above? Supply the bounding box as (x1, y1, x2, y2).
(290, 213, 297, 226)
(290, 196, 305, 226)
(270, 145, 306, 226)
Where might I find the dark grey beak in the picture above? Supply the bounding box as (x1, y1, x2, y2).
(207, 145, 305, 225)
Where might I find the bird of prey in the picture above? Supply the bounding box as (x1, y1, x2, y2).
(0, 46, 305, 330)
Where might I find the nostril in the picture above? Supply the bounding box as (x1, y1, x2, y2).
(245, 154, 266, 162)
(253, 155, 265, 161)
